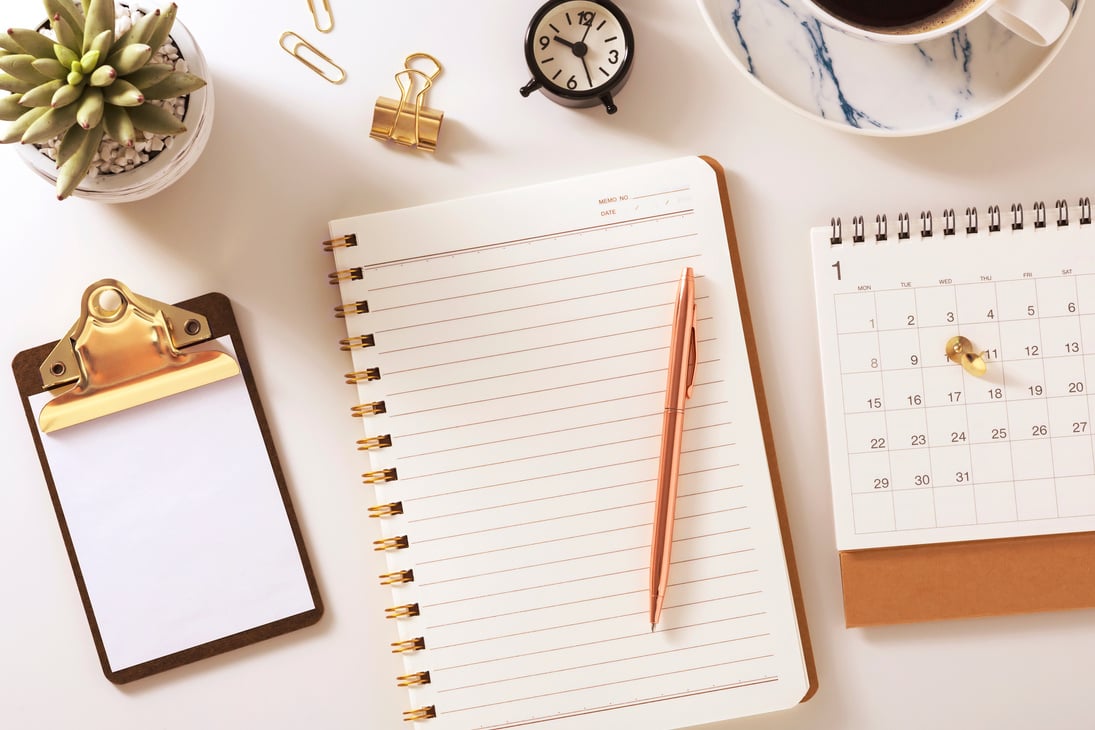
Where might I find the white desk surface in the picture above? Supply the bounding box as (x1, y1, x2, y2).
(3, 1, 1095, 728)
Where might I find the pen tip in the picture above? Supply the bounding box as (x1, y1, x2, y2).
(650, 623, 655, 633)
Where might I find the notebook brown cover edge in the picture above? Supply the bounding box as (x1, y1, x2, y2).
(701, 155, 819, 702)
(11, 291, 324, 683)
(839, 531, 1095, 627)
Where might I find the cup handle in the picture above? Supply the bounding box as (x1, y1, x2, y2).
(987, 0, 1069, 46)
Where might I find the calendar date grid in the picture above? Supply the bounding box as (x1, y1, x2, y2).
(830, 275, 1095, 535)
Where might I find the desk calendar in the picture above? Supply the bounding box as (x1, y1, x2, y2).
(813, 202, 1095, 551)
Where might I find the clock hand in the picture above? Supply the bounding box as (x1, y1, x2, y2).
(580, 55, 592, 88)
(552, 35, 576, 48)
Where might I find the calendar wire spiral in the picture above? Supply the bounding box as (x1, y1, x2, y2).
(827, 198, 1093, 245)
(322, 233, 435, 723)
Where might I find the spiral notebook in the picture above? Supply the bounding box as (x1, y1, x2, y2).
(324, 157, 815, 727)
(812, 200, 1095, 626)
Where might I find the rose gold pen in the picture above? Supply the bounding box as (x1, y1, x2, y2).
(650, 267, 697, 631)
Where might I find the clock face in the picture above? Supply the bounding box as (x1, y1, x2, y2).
(526, 0, 633, 98)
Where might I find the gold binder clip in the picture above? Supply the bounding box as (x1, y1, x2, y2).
(370, 53, 445, 152)
(945, 335, 988, 377)
(37, 280, 240, 433)
(402, 706, 437, 722)
(279, 31, 346, 84)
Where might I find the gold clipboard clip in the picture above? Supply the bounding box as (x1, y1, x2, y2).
(370, 53, 444, 152)
(37, 280, 241, 433)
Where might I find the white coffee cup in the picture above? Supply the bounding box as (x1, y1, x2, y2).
(802, 0, 1069, 46)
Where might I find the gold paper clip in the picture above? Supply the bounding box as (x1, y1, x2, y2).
(946, 335, 988, 377)
(307, 0, 334, 32)
(279, 31, 346, 84)
(37, 280, 240, 433)
(371, 53, 444, 152)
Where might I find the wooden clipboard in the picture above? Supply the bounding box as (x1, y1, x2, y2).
(12, 281, 323, 683)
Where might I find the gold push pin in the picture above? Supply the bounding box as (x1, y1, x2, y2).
(946, 336, 987, 377)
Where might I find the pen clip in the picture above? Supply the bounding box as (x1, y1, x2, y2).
(684, 320, 697, 399)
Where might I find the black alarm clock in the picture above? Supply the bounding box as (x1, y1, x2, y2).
(519, 0, 635, 114)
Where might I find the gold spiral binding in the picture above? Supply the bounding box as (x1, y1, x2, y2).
(339, 334, 376, 350)
(362, 467, 398, 484)
(403, 706, 436, 722)
(322, 233, 357, 251)
(369, 501, 404, 518)
(379, 568, 414, 585)
(374, 535, 409, 551)
(357, 434, 393, 450)
(352, 401, 387, 417)
(390, 636, 426, 654)
(397, 671, 431, 687)
(385, 603, 420, 619)
(334, 300, 369, 317)
(328, 267, 363, 284)
(345, 368, 381, 384)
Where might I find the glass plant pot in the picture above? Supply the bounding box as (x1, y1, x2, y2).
(14, 7, 213, 203)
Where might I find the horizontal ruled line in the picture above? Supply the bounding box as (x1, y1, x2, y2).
(400, 411, 730, 462)
(362, 209, 695, 270)
(375, 279, 679, 334)
(409, 475, 741, 523)
(380, 301, 671, 357)
(411, 468, 744, 507)
(438, 634, 772, 694)
(414, 500, 746, 552)
(475, 677, 779, 729)
(424, 544, 756, 609)
(422, 564, 757, 630)
(431, 608, 766, 652)
(373, 255, 702, 314)
(445, 655, 774, 715)
(368, 233, 698, 291)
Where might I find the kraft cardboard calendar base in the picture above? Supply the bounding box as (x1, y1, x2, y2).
(840, 532, 1095, 627)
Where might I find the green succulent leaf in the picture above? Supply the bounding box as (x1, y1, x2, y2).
(140, 72, 205, 101)
(115, 8, 158, 49)
(31, 58, 68, 80)
(102, 79, 143, 107)
(0, 72, 35, 94)
(49, 14, 82, 56)
(18, 78, 63, 106)
(7, 28, 57, 59)
(43, 0, 85, 43)
(146, 3, 178, 53)
(126, 101, 185, 135)
(89, 65, 116, 87)
(123, 63, 172, 89)
(82, 0, 115, 55)
(21, 101, 78, 143)
(0, 54, 52, 85)
(0, 32, 24, 54)
(56, 123, 104, 199)
(55, 122, 85, 167)
(66, 69, 83, 85)
(0, 105, 47, 142)
(109, 44, 151, 76)
(53, 43, 78, 69)
(79, 49, 101, 72)
(103, 103, 135, 146)
(51, 81, 83, 108)
(87, 30, 112, 61)
(75, 86, 103, 129)
(0, 93, 26, 121)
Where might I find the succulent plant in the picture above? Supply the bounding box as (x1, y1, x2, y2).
(0, 0, 206, 199)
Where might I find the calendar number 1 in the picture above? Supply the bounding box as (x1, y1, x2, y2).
(832, 261, 842, 280)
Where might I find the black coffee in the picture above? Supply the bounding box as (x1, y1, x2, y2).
(811, 0, 980, 31)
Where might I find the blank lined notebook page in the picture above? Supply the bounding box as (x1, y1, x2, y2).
(329, 157, 809, 729)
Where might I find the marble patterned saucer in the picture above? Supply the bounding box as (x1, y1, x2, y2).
(697, 0, 1083, 136)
